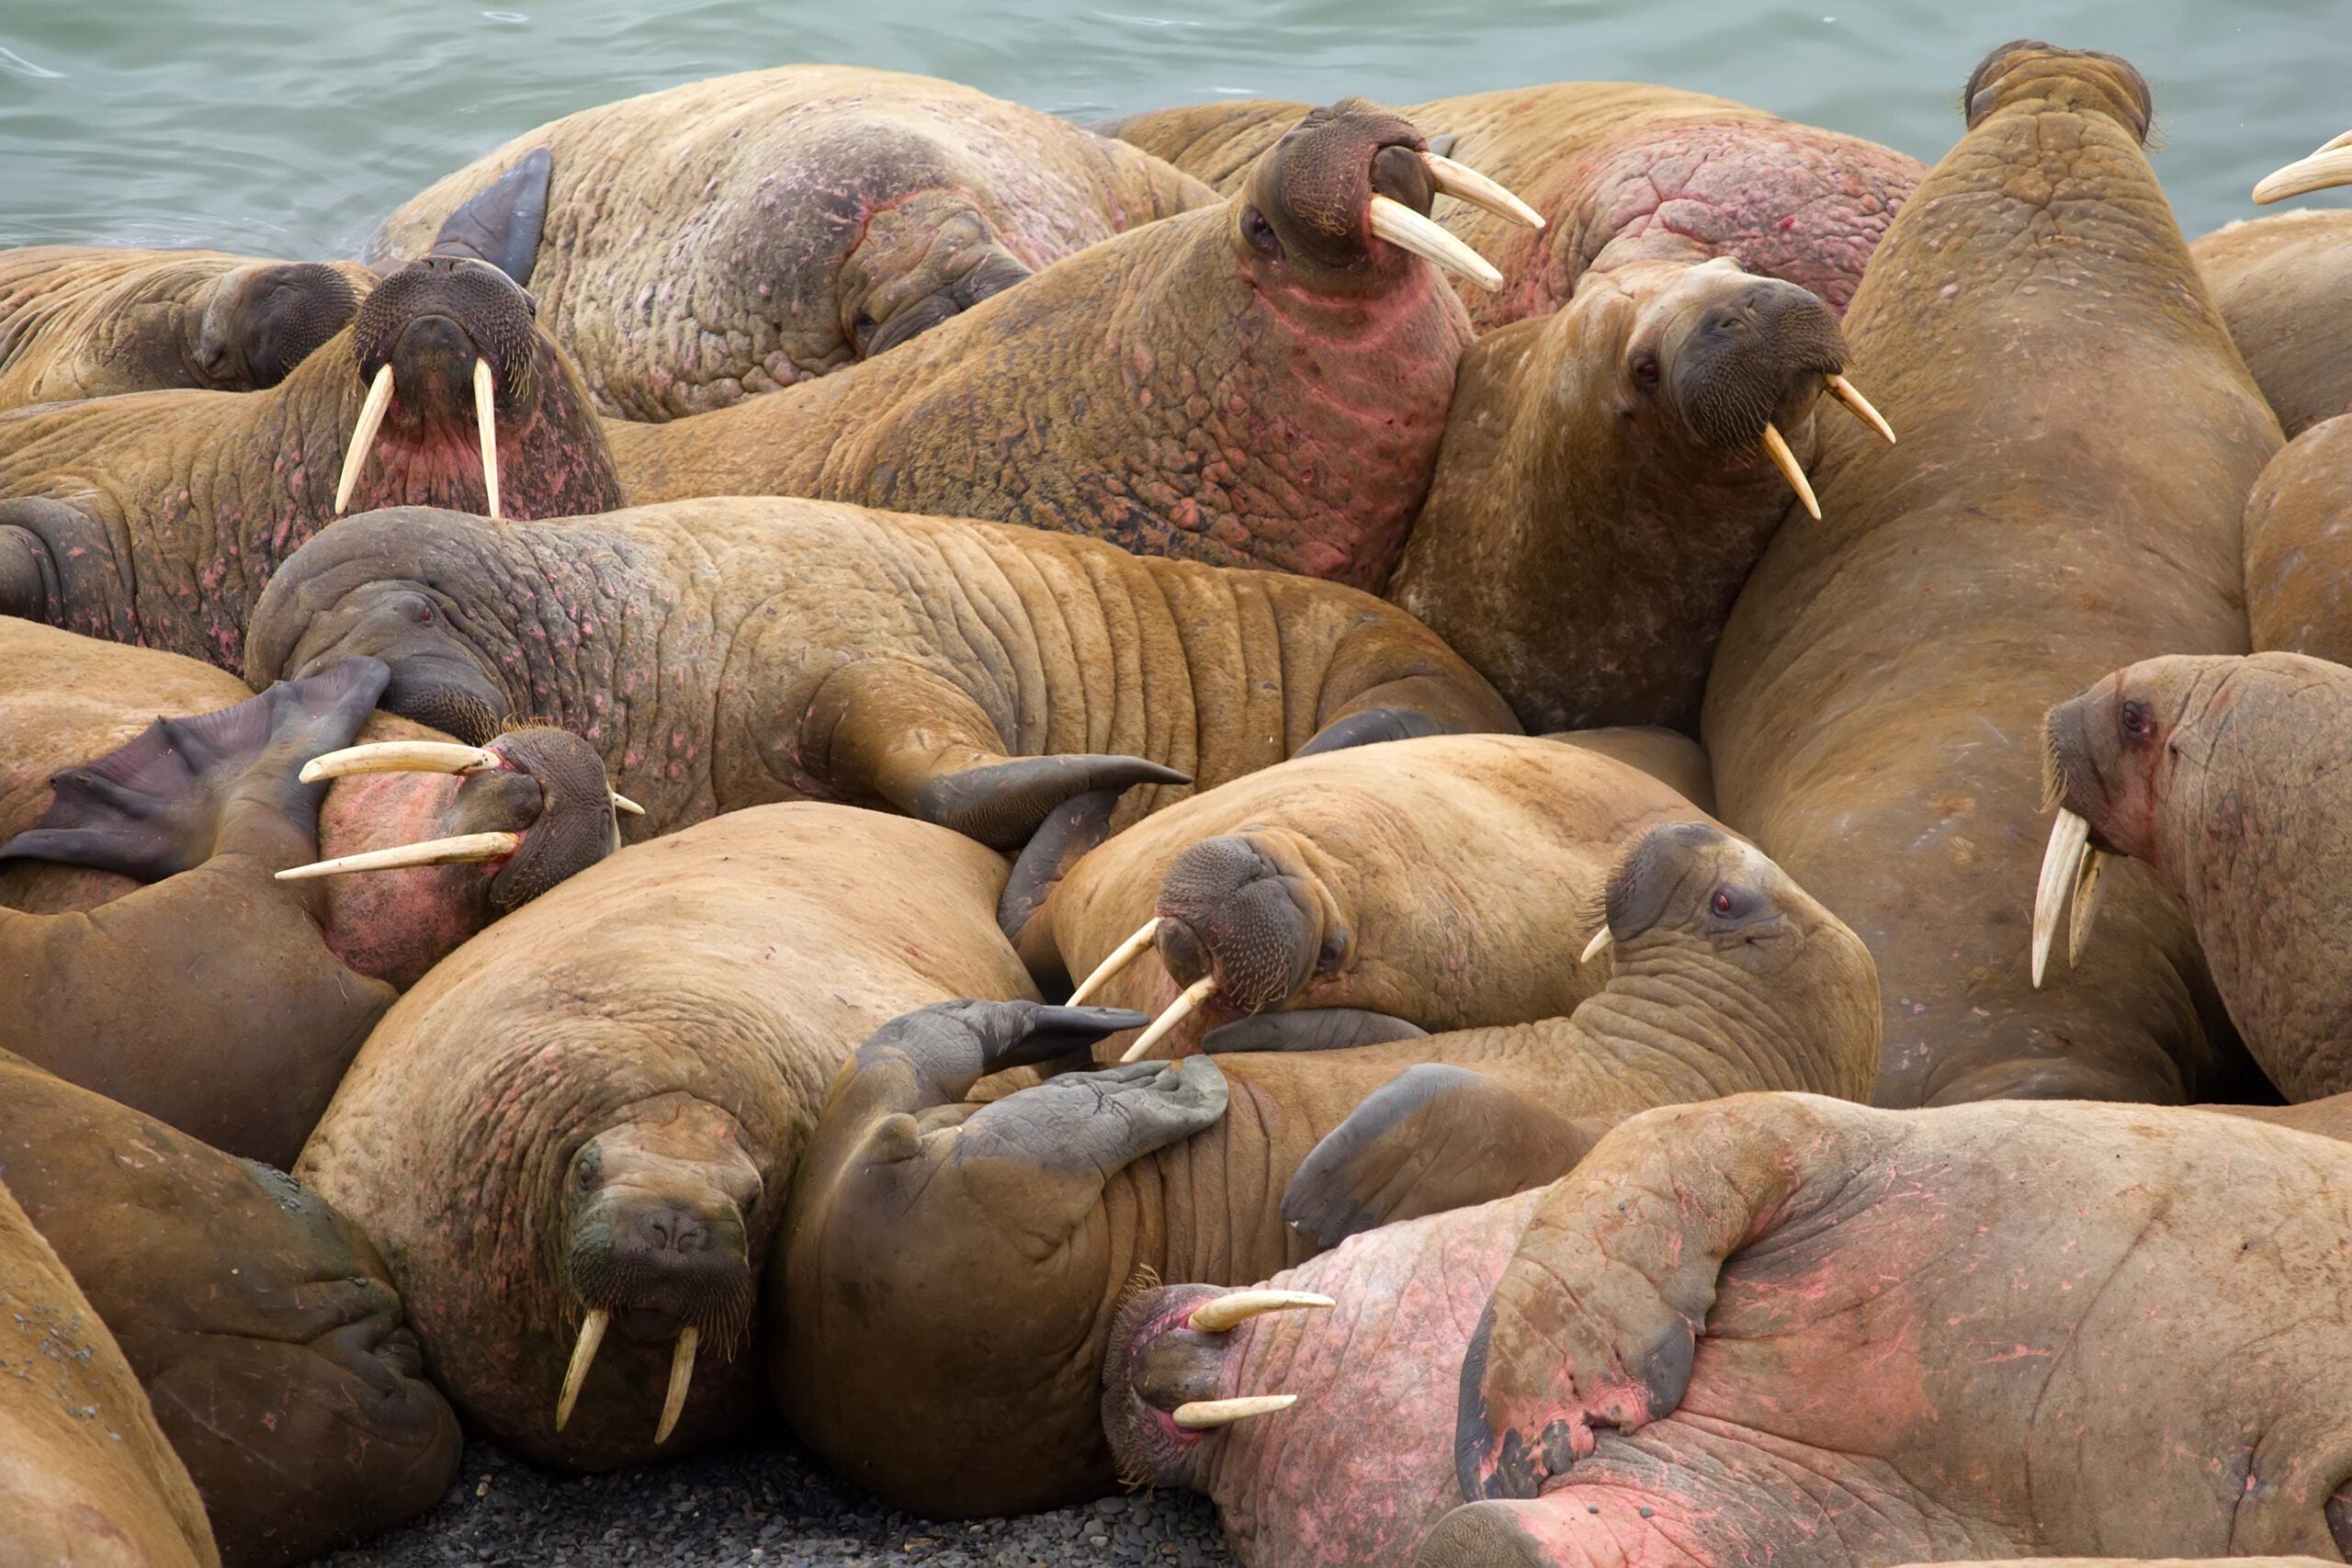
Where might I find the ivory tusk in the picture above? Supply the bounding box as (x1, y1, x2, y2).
(1823, 373, 1896, 446)
(473, 356, 502, 521)
(334, 363, 396, 515)
(1422, 152, 1544, 230)
(610, 791, 645, 817)
(653, 1325, 697, 1446)
(1186, 1289, 1335, 1335)
(2069, 845, 2109, 967)
(1369, 195, 1504, 291)
(1171, 1393, 1296, 1430)
(554, 1308, 608, 1432)
(1759, 423, 1822, 521)
(2253, 130, 2352, 204)
(2030, 808, 2092, 988)
(299, 739, 499, 784)
(1579, 926, 1613, 964)
(1119, 975, 1219, 1063)
(1069, 917, 1162, 1007)
(274, 829, 522, 882)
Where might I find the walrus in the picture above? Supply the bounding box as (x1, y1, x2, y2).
(294, 802, 1042, 1472)
(0, 1171, 219, 1568)
(368, 66, 1216, 418)
(0, 1053, 458, 1567)
(772, 819, 1877, 1517)
(2244, 412, 2352, 663)
(1701, 40, 2278, 1106)
(2186, 131, 2352, 436)
(0, 245, 374, 411)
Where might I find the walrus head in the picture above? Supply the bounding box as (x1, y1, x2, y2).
(1963, 39, 2153, 143)
(187, 261, 362, 390)
(1101, 1280, 1335, 1493)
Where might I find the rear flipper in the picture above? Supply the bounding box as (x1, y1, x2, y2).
(1280, 1064, 1608, 1250)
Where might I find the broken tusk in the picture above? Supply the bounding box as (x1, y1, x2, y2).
(1579, 926, 1613, 964)
(1069, 917, 1162, 1007)
(610, 791, 645, 817)
(1368, 195, 1504, 291)
(1422, 152, 1544, 230)
(2069, 844, 2110, 967)
(1823, 373, 1896, 446)
(2253, 129, 2352, 204)
(1759, 423, 1821, 521)
(554, 1308, 608, 1432)
(2030, 807, 2093, 988)
(299, 739, 499, 784)
(653, 1325, 697, 1446)
(1186, 1289, 1335, 1335)
(274, 829, 522, 881)
(1171, 1393, 1296, 1430)
(1119, 975, 1219, 1063)
(334, 363, 396, 515)
(473, 356, 502, 521)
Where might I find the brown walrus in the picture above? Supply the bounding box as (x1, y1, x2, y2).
(2243, 412, 2352, 663)
(2187, 130, 2352, 436)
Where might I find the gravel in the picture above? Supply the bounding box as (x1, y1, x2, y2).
(321, 1420, 1237, 1568)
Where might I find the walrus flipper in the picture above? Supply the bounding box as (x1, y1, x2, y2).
(1201, 1009, 1429, 1055)
(0, 657, 390, 881)
(0, 496, 104, 626)
(940, 1057, 1228, 1234)
(426, 146, 553, 287)
(1301, 668, 1521, 757)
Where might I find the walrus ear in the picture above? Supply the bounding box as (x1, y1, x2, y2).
(1199, 1008, 1429, 1055)
(0, 659, 390, 881)
(425, 146, 552, 287)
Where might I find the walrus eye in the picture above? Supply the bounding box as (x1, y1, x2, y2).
(1634, 355, 1661, 389)
(1317, 934, 1346, 972)
(1710, 886, 1755, 919)
(2120, 699, 2154, 739)
(1242, 207, 1282, 260)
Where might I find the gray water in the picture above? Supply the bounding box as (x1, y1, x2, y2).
(0, 1, 2346, 257)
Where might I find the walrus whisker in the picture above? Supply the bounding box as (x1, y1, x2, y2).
(1186, 1290, 1334, 1335)
(1759, 423, 1822, 520)
(2030, 808, 2092, 987)
(653, 1325, 697, 1445)
(473, 357, 503, 521)
(1823, 374, 1896, 445)
(334, 363, 396, 515)
(1421, 152, 1544, 230)
(1069, 917, 1162, 1006)
(1368, 196, 1503, 292)
(1579, 926, 1613, 964)
(2253, 129, 2352, 205)
(1119, 975, 1219, 1063)
(1171, 1393, 1295, 1430)
(299, 739, 501, 784)
(274, 829, 521, 882)
(554, 1307, 608, 1432)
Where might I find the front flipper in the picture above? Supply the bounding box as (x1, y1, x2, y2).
(1200, 1008, 1428, 1055)
(1000, 786, 1123, 952)
(426, 147, 553, 287)
(1281, 1065, 1607, 1251)
(0, 496, 105, 626)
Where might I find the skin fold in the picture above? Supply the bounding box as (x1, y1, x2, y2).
(0, 245, 375, 412)
(1701, 41, 2278, 1107)
(0, 1172, 219, 1568)
(594, 102, 1477, 589)
(772, 823, 1876, 1518)
(294, 804, 1039, 1472)
(242, 498, 1517, 850)
(1444, 1094, 2352, 1565)
(0, 1053, 458, 1568)
(2244, 412, 2352, 663)
(368, 65, 1214, 420)
(2192, 209, 2352, 436)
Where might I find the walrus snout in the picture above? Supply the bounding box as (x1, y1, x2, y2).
(1153, 833, 1331, 1017)
(1659, 272, 1848, 452)
(467, 726, 625, 914)
(195, 261, 359, 389)
(1101, 1280, 1332, 1493)
(1962, 39, 2153, 142)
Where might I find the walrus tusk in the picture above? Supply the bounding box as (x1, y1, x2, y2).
(610, 791, 645, 817)
(274, 829, 522, 881)
(2069, 843, 2110, 967)
(554, 1308, 608, 1432)
(1422, 152, 1544, 230)
(1172, 1393, 1296, 1430)
(1069, 917, 1162, 1006)
(653, 1325, 697, 1445)
(1119, 975, 1220, 1063)
(1578, 926, 1613, 964)
(1368, 196, 1504, 292)
(300, 739, 500, 784)
(2253, 129, 2352, 204)
(1759, 423, 1821, 520)
(472, 356, 502, 521)
(334, 363, 396, 515)
(1823, 373, 1896, 446)
(1186, 1290, 1335, 1335)
(2030, 808, 2092, 987)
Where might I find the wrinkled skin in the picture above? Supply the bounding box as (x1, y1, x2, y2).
(597, 101, 1475, 588)
(773, 824, 1875, 1517)
(0, 245, 374, 412)
(0, 641, 619, 1164)
(1443, 1094, 2352, 1565)
(2192, 209, 2352, 436)
(296, 804, 1037, 1471)
(369, 66, 1214, 420)
(243, 498, 1516, 849)
(0, 254, 618, 671)
(1702, 41, 2277, 1106)
(2041, 653, 2352, 1100)
(0, 1054, 458, 1568)
(2245, 412, 2352, 663)
(0, 1173, 219, 1568)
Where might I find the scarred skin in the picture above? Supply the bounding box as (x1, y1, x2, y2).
(0, 246, 375, 412)
(2192, 209, 2352, 436)
(2244, 412, 2352, 662)
(1442, 1094, 2352, 1564)
(295, 804, 1039, 1472)
(771, 826, 1875, 1517)
(368, 66, 1214, 420)
(1701, 41, 2278, 1106)
(0, 1054, 458, 1568)
(0, 256, 619, 672)
(242, 498, 1517, 846)
(0, 1174, 220, 1568)
(595, 102, 1476, 588)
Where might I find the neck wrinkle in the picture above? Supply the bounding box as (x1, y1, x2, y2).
(1577, 949, 1819, 1099)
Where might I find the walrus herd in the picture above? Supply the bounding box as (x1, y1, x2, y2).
(8, 35, 2352, 1568)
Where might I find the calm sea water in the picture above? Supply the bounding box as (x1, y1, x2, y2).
(0, 1, 2345, 256)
